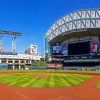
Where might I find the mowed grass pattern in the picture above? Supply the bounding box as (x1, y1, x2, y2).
(96, 81, 100, 88)
(0, 73, 91, 88)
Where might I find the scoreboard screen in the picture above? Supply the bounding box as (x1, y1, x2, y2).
(68, 41, 90, 55)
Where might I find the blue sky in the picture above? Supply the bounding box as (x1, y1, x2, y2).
(0, 0, 100, 55)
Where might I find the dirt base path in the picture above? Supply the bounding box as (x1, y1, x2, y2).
(0, 75, 100, 100)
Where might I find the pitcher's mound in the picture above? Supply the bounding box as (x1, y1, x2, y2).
(33, 73, 48, 78)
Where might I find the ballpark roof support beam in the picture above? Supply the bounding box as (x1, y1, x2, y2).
(12, 35, 16, 52)
(46, 9, 100, 42)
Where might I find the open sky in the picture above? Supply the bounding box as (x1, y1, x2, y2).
(0, 0, 100, 55)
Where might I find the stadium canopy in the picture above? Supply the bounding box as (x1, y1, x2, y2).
(45, 9, 100, 44)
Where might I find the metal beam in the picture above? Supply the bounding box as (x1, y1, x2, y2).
(0, 30, 21, 36)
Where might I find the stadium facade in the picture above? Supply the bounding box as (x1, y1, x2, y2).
(0, 54, 43, 70)
(45, 9, 100, 70)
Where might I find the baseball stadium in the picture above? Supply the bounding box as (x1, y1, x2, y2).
(1, 9, 100, 100)
(45, 9, 100, 70)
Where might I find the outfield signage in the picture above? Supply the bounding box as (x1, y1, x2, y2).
(62, 44, 68, 56)
(90, 42, 97, 53)
(52, 46, 62, 55)
(53, 46, 62, 51)
(30, 45, 37, 54)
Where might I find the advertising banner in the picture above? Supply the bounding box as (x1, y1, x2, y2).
(53, 46, 62, 51)
(90, 42, 97, 53)
(30, 45, 37, 54)
(52, 46, 62, 55)
(62, 44, 68, 56)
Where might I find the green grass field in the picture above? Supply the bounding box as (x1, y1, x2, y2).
(96, 81, 100, 88)
(0, 72, 91, 88)
(0, 69, 100, 73)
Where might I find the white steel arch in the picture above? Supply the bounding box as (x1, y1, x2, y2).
(45, 9, 100, 42)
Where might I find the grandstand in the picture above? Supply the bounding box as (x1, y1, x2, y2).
(45, 9, 100, 70)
